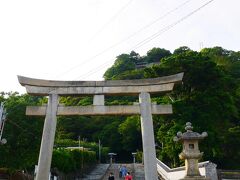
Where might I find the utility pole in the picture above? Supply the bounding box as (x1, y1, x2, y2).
(0, 102, 7, 144)
(98, 139, 101, 163)
(78, 135, 81, 148)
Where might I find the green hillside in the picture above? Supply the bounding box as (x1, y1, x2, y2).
(0, 46, 239, 173)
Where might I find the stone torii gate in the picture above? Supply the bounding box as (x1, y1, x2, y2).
(18, 72, 183, 180)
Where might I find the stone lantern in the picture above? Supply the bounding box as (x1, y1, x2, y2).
(174, 122, 209, 180)
(132, 152, 137, 164)
(108, 153, 117, 165)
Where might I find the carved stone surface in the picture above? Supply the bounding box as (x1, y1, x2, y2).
(175, 122, 209, 180)
(18, 72, 184, 87)
(26, 104, 173, 116)
(139, 92, 158, 180)
(18, 73, 184, 95)
(205, 162, 218, 180)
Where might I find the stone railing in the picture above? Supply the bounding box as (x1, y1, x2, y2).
(156, 159, 218, 180)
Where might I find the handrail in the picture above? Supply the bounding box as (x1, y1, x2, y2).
(156, 158, 210, 180)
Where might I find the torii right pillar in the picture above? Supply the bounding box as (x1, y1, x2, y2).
(139, 92, 158, 180)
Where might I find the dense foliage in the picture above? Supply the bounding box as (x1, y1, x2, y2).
(0, 93, 44, 171)
(103, 46, 240, 168)
(52, 148, 96, 173)
(0, 46, 239, 172)
(0, 93, 107, 173)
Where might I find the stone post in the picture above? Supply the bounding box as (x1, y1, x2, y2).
(132, 152, 137, 164)
(93, 95, 104, 105)
(205, 162, 218, 180)
(139, 92, 157, 180)
(108, 153, 116, 165)
(36, 94, 59, 180)
(110, 155, 113, 164)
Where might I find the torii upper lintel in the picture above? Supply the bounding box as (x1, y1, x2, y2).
(17, 72, 183, 96)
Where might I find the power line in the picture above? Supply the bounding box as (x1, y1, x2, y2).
(54, 0, 133, 79)
(74, 0, 215, 80)
(7, 118, 37, 137)
(89, 0, 134, 41)
(6, 118, 40, 165)
(75, 60, 113, 80)
(0, 98, 43, 138)
(55, 0, 192, 79)
(132, 0, 215, 50)
(128, 0, 192, 40)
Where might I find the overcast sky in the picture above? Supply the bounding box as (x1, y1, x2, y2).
(0, 0, 239, 93)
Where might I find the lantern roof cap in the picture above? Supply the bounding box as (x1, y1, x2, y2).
(173, 122, 207, 142)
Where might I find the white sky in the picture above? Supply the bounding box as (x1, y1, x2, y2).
(0, 0, 239, 93)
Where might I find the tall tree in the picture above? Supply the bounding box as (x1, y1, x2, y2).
(146, 47, 171, 63)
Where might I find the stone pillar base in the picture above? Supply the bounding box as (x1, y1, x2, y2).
(180, 176, 210, 180)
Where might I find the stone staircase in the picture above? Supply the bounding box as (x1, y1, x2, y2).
(133, 163, 145, 180)
(100, 163, 145, 180)
(82, 164, 110, 180)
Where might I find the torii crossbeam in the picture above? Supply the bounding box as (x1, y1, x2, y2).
(18, 72, 183, 180)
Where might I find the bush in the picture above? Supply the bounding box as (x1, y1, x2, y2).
(52, 148, 96, 173)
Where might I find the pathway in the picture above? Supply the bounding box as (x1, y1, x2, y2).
(81, 164, 110, 180)
(102, 163, 145, 180)
(133, 163, 145, 180)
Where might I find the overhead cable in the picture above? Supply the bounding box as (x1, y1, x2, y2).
(55, 0, 192, 79)
(75, 0, 215, 80)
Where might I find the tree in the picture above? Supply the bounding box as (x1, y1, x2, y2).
(144, 47, 240, 168)
(118, 116, 142, 152)
(2, 46, 239, 169)
(104, 54, 136, 80)
(173, 46, 192, 55)
(146, 47, 171, 63)
(0, 92, 44, 171)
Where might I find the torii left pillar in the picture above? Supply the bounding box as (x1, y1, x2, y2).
(139, 92, 158, 180)
(36, 94, 59, 180)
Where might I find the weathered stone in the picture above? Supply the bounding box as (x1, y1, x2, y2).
(174, 122, 209, 180)
(36, 94, 58, 180)
(18, 72, 183, 87)
(23, 83, 174, 96)
(205, 162, 218, 180)
(139, 92, 158, 180)
(26, 104, 173, 116)
(93, 95, 104, 105)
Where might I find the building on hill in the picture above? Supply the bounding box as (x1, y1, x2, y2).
(135, 61, 161, 69)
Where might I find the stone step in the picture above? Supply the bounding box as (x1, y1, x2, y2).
(133, 163, 145, 180)
(82, 164, 110, 180)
